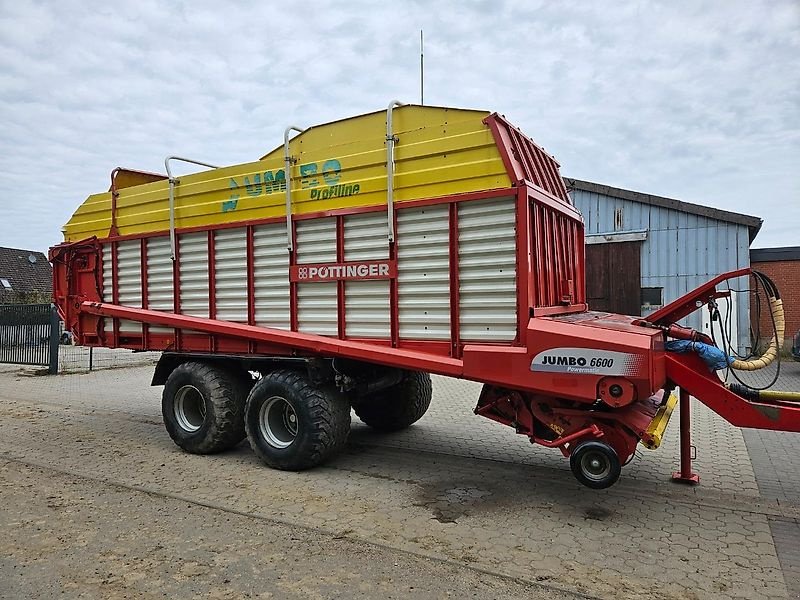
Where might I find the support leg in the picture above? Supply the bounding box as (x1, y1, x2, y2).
(672, 388, 699, 484)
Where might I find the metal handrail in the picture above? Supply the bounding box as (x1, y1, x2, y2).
(283, 126, 306, 251)
(386, 100, 404, 243)
(164, 156, 219, 260)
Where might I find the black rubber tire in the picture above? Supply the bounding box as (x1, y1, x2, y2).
(569, 440, 621, 489)
(244, 369, 351, 471)
(354, 371, 432, 432)
(162, 361, 248, 454)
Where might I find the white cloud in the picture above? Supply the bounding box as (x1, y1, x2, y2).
(0, 0, 797, 251)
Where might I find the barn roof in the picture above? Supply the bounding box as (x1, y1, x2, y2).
(750, 246, 800, 262)
(565, 178, 763, 242)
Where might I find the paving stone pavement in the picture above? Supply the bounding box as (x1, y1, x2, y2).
(1, 362, 799, 598)
(739, 361, 800, 599)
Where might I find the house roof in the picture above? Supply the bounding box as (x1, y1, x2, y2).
(0, 246, 52, 296)
(565, 178, 763, 242)
(750, 246, 800, 263)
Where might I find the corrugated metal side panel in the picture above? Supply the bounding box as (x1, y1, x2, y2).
(254, 223, 290, 329)
(214, 228, 248, 323)
(179, 232, 209, 318)
(297, 282, 338, 336)
(344, 212, 389, 261)
(734, 226, 751, 352)
(101, 243, 113, 333)
(296, 218, 337, 335)
(458, 198, 517, 341)
(102, 244, 113, 301)
(116, 240, 142, 333)
(397, 204, 450, 340)
(573, 189, 752, 352)
(296, 218, 336, 264)
(532, 201, 585, 307)
(147, 236, 174, 333)
(344, 212, 390, 338)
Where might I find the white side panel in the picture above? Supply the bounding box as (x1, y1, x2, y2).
(344, 212, 389, 261)
(254, 223, 290, 329)
(116, 240, 142, 333)
(344, 212, 390, 338)
(214, 228, 248, 323)
(147, 236, 174, 333)
(296, 218, 338, 336)
(102, 244, 114, 302)
(397, 205, 450, 340)
(297, 281, 338, 336)
(179, 232, 209, 318)
(458, 197, 517, 342)
(295, 218, 336, 264)
(101, 244, 113, 332)
(345, 280, 390, 338)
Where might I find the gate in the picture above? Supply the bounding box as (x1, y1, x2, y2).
(0, 304, 59, 373)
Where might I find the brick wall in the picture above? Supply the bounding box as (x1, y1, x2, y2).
(751, 259, 800, 349)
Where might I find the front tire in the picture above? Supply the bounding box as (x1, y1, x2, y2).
(162, 362, 248, 454)
(245, 369, 350, 470)
(354, 371, 432, 432)
(569, 440, 621, 489)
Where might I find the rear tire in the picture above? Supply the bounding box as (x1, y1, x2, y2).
(354, 371, 432, 432)
(569, 440, 621, 489)
(162, 361, 248, 454)
(245, 369, 350, 470)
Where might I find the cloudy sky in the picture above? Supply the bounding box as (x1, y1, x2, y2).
(1, 0, 797, 253)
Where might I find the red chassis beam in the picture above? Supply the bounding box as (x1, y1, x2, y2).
(82, 300, 464, 377)
(645, 267, 751, 325)
(665, 352, 800, 432)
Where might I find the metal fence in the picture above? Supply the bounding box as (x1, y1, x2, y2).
(0, 303, 59, 373)
(58, 345, 161, 373)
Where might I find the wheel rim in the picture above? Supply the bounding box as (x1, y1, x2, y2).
(580, 449, 612, 482)
(174, 385, 206, 432)
(259, 396, 298, 449)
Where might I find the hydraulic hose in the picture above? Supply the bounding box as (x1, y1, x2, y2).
(730, 271, 784, 372)
(730, 296, 784, 371)
(727, 383, 800, 403)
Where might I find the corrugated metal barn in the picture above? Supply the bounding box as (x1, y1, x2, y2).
(566, 179, 762, 353)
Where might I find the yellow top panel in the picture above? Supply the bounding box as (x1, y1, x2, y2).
(63, 105, 512, 241)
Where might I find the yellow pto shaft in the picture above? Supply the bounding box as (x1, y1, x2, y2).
(641, 392, 678, 450)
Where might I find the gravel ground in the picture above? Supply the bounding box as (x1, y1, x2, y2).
(0, 460, 573, 600)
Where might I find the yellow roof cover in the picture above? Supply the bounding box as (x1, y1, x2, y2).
(63, 105, 512, 241)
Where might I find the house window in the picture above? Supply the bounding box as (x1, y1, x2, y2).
(641, 287, 663, 314)
(0, 278, 11, 289)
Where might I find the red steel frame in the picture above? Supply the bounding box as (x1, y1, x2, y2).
(336, 215, 346, 339)
(673, 388, 700, 484)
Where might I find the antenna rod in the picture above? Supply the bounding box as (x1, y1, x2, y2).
(420, 29, 424, 106)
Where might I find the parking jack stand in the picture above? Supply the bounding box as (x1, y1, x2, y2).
(672, 388, 700, 484)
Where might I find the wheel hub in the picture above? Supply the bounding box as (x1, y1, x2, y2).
(259, 396, 298, 449)
(174, 385, 206, 432)
(581, 450, 611, 481)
